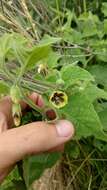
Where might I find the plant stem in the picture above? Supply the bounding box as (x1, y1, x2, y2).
(21, 88, 44, 115)
(17, 161, 27, 189)
(15, 63, 27, 85)
(24, 96, 44, 115)
(22, 83, 44, 94)
(83, 0, 87, 13)
(23, 79, 56, 90)
(56, 0, 62, 26)
(0, 0, 4, 13)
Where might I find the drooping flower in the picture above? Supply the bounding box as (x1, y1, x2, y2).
(12, 103, 22, 126)
(49, 91, 68, 108)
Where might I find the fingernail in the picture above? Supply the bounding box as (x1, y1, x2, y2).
(56, 120, 74, 137)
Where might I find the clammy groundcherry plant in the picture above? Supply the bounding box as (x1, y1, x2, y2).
(1, 31, 107, 189)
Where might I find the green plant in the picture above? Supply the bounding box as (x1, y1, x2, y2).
(1, 0, 107, 189)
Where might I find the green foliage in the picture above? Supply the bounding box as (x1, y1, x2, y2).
(26, 45, 51, 70)
(65, 141, 80, 159)
(23, 153, 61, 188)
(88, 64, 107, 89)
(60, 91, 107, 141)
(0, 166, 21, 190)
(1, 0, 107, 189)
(0, 81, 9, 94)
(101, 2, 107, 17)
(61, 65, 94, 89)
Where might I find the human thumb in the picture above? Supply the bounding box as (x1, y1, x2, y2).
(24, 120, 74, 154)
(0, 120, 74, 170)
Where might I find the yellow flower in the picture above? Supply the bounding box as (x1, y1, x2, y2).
(37, 64, 48, 76)
(13, 113, 21, 127)
(49, 91, 68, 108)
(12, 103, 21, 126)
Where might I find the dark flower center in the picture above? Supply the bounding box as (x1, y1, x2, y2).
(51, 92, 64, 105)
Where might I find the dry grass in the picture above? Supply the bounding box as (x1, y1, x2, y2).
(32, 160, 74, 190)
(32, 162, 64, 190)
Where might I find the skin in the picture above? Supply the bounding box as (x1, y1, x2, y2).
(0, 93, 74, 183)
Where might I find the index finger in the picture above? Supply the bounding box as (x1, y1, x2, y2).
(0, 93, 44, 126)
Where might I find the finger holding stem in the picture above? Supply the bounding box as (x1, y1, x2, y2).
(0, 92, 44, 127)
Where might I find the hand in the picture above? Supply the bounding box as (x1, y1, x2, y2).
(0, 93, 74, 183)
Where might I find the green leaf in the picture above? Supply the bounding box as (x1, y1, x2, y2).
(0, 81, 9, 94)
(95, 49, 107, 62)
(63, 48, 86, 66)
(0, 181, 26, 190)
(12, 180, 26, 190)
(39, 35, 61, 46)
(0, 33, 29, 61)
(98, 107, 107, 132)
(85, 84, 107, 103)
(46, 70, 60, 83)
(0, 33, 12, 55)
(26, 35, 62, 70)
(90, 40, 107, 62)
(12, 42, 28, 66)
(0, 166, 21, 190)
(26, 45, 51, 70)
(81, 20, 97, 38)
(61, 65, 94, 89)
(94, 139, 107, 152)
(47, 51, 61, 68)
(0, 34, 12, 66)
(102, 3, 107, 17)
(59, 92, 107, 141)
(78, 12, 99, 38)
(63, 29, 83, 44)
(104, 19, 107, 35)
(65, 141, 80, 159)
(23, 153, 61, 188)
(88, 64, 107, 88)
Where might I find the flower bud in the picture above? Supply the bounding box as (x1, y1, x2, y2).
(56, 79, 65, 87)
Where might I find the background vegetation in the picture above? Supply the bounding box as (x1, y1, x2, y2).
(1, 0, 107, 189)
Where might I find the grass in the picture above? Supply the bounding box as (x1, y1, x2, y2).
(33, 150, 107, 190)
